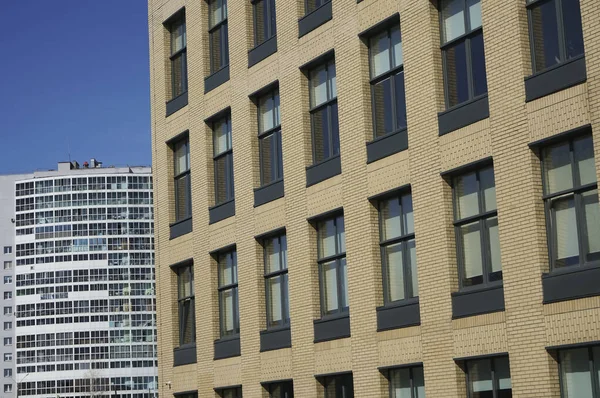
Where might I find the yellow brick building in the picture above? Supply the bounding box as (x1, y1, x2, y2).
(148, 0, 600, 396)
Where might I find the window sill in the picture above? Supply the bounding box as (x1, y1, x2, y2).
(451, 283, 504, 319)
(259, 325, 291, 352)
(525, 55, 586, 102)
(169, 217, 193, 240)
(166, 91, 188, 117)
(254, 179, 284, 207)
(204, 65, 230, 94)
(306, 155, 341, 187)
(542, 263, 600, 304)
(214, 335, 241, 360)
(209, 199, 235, 224)
(313, 312, 350, 343)
(376, 297, 420, 331)
(173, 343, 196, 366)
(438, 94, 489, 136)
(248, 35, 278, 68)
(298, 1, 332, 38)
(366, 128, 408, 164)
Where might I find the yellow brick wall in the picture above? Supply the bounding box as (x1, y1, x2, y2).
(148, 0, 600, 396)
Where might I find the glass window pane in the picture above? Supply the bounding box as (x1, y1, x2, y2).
(494, 357, 512, 393)
(445, 41, 469, 107)
(260, 133, 277, 185)
(265, 237, 282, 273)
(267, 275, 283, 325)
(214, 155, 230, 204)
(180, 300, 194, 344)
(574, 136, 596, 186)
(467, 0, 482, 30)
(255, 0, 266, 45)
(273, 91, 281, 127)
(372, 78, 394, 138)
(312, 106, 330, 163)
(394, 72, 407, 130)
(468, 359, 493, 398)
(552, 196, 579, 266)
(593, 346, 600, 393)
(220, 289, 235, 335)
(178, 267, 192, 298)
(562, 0, 585, 61)
(441, 0, 466, 43)
(310, 65, 328, 107)
(172, 53, 185, 97)
(210, 0, 225, 27)
(543, 142, 573, 194)
(175, 174, 191, 221)
(321, 261, 338, 313)
(480, 167, 496, 212)
(385, 243, 405, 302)
(219, 254, 234, 286)
(336, 216, 345, 254)
(560, 348, 593, 398)
(370, 30, 391, 77)
(390, 368, 411, 398)
(391, 26, 403, 68)
(213, 118, 232, 156)
(470, 32, 488, 97)
(487, 217, 502, 281)
(413, 366, 425, 398)
(402, 194, 414, 235)
(318, 219, 337, 258)
(408, 239, 418, 297)
(582, 190, 600, 255)
(210, 28, 223, 72)
(340, 258, 348, 309)
(381, 198, 402, 240)
(171, 21, 186, 53)
(281, 235, 288, 269)
(259, 94, 275, 133)
(460, 221, 483, 286)
(330, 102, 340, 156)
(329, 63, 337, 98)
(174, 140, 189, 175)
(456, 172, 479, 219)
(530, 0, 561, 72)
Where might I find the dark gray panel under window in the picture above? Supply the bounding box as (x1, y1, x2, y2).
(451, 284, 505, 318)
(260, 326, 292, 352)
(214, 336, 241, 360)
(542, 265, 600, 303)
(376, 298, 420, 331)
(305, 155, 341, 187)
(366, 129, 408, 163)
(170, 217, 193, 240)
(254, 180, 284, 207)
(298, 1, 332, 38)
(524, 55, 586, 102)
(248, 35, 278, 67)
(173, 343, 197, 366)
(209, 199, 235, 224)
(438, 94, 489, 136)
(205, 64, 230, 93)
(313, 314, 350, 343)
(166, 91, 189, 117)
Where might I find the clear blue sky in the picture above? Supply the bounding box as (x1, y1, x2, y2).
(0, 1, 151, 174)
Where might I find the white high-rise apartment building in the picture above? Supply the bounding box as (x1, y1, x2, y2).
(9, 161, 157, 398)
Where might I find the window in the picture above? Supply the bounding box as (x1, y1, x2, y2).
(266, 381, 293, 398)
(3, 276, 11, 285)
(439, 0, 487, 108)
(3, 338, 11, 346)
(176, 264, 195, 346)
(173, 137, 192, 222)
(321, 374, 353, 398)
(4, 292, 11, 300)
(558, 346, 600, 397)
(218, 250, 239, 337)
(317, 215, 348, 316)
(527, 0, 584, 73)
(213, 114, 235, 205)
(3, 322, 11, 331)
(4, 384, 11, 393)
(309, 60, 339, 164)
(387, 366, 425, 398)
(253, 0, 276, 46)
(3, 307, 11, 315)
(378, 193, 418, 303)
(3, 261, 11, 270)
(3, 369, 11, 378)
(217, 387, 242, 398)
(452, 166, 501, 288)
(369, 24, 407, 138)
(263, 234, 289, 328)
(209, 0, 229, 74)
(3, 247, 11, 255)
(3, 354, 11, 361)
(258, 89, 283, 186)
(306, 0, 330, 14)
(541, 135, 598, 269)
(168, 11, 187, 99)
(465, 356, 512, 397)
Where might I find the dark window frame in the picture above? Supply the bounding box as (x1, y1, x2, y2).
(464, 356, 512, 398)
(526, 0, 585, 74)
(172, 137, 192, 222)
(168, 12, 188, 99)
(439, 0, 487, 109)
(367, 24, 407, 139)
(540, 135, 599, 271)
(316, 215, 348, 317)
(263, 234, 289, 329)
(377, 192, 417, 305)
(308, 60, 339, 165)
(265, 381, 294, 398)
(557, 345, 600, 398)
(208, 0, 230, 75)
(304, 0, 331, 15)
(175, 264, 195, 347)
(217, 250, 240, 338)
(252, 0, 277, 47)
(212, 114, 235, 206)
(452, 166, 501, 290)
(216, 386, 243, 398)
(320, 373, 354, 398)
(258, 89, 284, 187)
